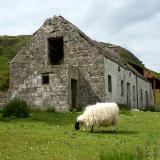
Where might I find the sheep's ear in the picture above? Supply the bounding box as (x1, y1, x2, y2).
(75, 121, 80, 130)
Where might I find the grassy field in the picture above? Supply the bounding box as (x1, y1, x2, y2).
(0, 111, 160, 160)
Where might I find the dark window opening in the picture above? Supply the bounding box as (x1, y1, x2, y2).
(121, 80, 124, 97)
(42, 74, 49, 84)
(140, 89, 143, 106)
(127, 83, 131, 107)
(71, 79, 78, 110)
(145, 91, 149, 106)
(108, 75, 112, 92)
(118, 66, 121, 72)
(48, 37, 64, 65)
(133, 86, 136, 101)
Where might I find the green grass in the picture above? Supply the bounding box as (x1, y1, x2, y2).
(0, 111, 160, 160)
(0, 35, 30, 91)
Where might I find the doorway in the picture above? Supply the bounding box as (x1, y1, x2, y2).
(145, 91, 149, 107)
(127, 83, 131, 107)
(71, 79, 78, 110)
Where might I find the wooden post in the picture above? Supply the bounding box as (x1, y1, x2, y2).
(153, 77, 156, 105)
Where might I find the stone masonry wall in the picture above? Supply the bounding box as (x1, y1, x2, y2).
(9, 16, 153, 111)
(10, 65, 70, 111)
(57, 18, 105, 107)
(9, 17, 153, 111)
(9, 16, 106, 110)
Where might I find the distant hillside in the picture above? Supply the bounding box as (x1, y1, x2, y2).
(155, 72, 160, 79)
(100, 42, 145, 68)
(100, 42, 160, 79)
(0, 35, 31, 91)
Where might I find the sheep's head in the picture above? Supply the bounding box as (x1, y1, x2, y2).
(75, 115, 85, 130)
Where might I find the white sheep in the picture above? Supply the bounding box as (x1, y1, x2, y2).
(75, 102, 119, 132)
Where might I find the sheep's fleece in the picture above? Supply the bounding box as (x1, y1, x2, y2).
(75, 102, 119, 131)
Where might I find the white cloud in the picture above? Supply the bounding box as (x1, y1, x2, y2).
(0, 0, 160, 72)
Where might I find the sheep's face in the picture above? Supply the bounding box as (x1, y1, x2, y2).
(75, 121, 80, 130)
(75, 115, 86, 130)
(75, 119, 85, 130)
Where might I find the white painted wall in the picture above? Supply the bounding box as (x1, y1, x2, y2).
(137, 77, 154, 108)
(104, 58, 153, 108)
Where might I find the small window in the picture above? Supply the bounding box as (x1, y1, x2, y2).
(108, 75, 112, 92)
(121, 80, 124, 97)
(42, 74, 49, 84)
(118, 66, 121, 72)
(129, 72, 131, 78)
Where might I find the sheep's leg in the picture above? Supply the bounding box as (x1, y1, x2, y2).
(112, 125, 116, 133)
(90, 126, 94, 132)
(112, 122, 116, 133)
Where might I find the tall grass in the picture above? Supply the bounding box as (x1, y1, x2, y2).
(100, 150, 135, 160)
(100, 143, 159, 160)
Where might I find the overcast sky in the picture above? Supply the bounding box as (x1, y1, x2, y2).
(0, 0, 160, 72)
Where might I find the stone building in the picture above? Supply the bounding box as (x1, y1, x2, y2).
(9, 16, 154, 111)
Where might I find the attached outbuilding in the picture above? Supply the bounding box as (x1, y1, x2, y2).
(9, 16, 154, 111)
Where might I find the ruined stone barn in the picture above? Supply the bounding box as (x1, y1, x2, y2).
(9, 16, 154, 111)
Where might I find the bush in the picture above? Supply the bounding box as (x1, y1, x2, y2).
(3, 99, 30, 118)
(118, 104, 132, 115)
(155, 105, 160, 112)
(118, 104, 129, 110)
(144, 105, 160, 112)
(144, 106, 156, 112)
(46, 107, 56, 112)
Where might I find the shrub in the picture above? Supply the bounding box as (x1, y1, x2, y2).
(144, 105, 160, 112)
(155, 105, 160, 112)
(118, 104, 129, 110)
(3, 99, 30, 118)
(118, 104, 132, 115)
(144, 106, 156, 112)
(46, 107, 56, 112)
